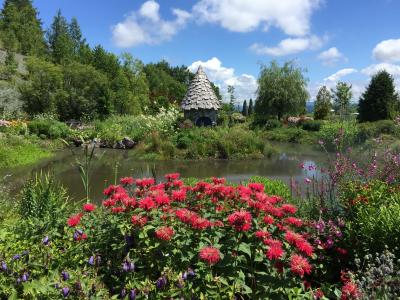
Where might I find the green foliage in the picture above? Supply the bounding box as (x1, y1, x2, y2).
(333, 82, 352, 119)
(255, 60, 308, 120)
(302, 120, 323, 132)
(174, 125, 265, 159)
(19, 173, 69, 220)
(318, 121, 359, 151)
(358, 70, 399, 122)
(314, 86, 332, 120)
(340, 180, 400, 256)
(20, 57, 63, 116)
(264, 119, 283, 130)
(248, 176, 291, 199)
(0, 0, 46, 55)
(248, 98, 254, 115)
(265, 127, 317, 144)
(28, 119, 70, 139)
(357, 120, 399, 142)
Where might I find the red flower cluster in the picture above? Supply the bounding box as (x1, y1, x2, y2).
(290, 254, 312, 277)
(155, 226, 174, 241)
(67, 213, 83, 227)
(199, 246, 221, 265)
(285, 230, 314, 257)
(227, 210, 252, 232)
(120, 177, 134, 185)
(83, 203, 96, 212)
(131, 215, 148, 227)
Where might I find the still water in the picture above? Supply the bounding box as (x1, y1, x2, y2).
(1, 143, 324, 201)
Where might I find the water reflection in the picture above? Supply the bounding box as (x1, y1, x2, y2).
(1, 144, 325, 202)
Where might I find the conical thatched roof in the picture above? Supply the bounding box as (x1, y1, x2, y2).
(181, 66, 220, 111)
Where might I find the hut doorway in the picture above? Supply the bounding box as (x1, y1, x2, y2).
(196, 117, 212, 127)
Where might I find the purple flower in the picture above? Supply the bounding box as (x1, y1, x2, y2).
(22, 250, 29, 256)
(187, 268, 195, 277)
(12, 254, 20, 260)
(88, 256, 95, 266)
(42, 236, 49, 245)
(73, 231, 79, 241)
(128, 289, 136, 300)
(21, 272, 29, 282)
(122, 260, 134, 272)
(156, 276, 167, 289)
(120, 289, 127, 298)
(61, 271, 69, 281)
(62, 287, 70, 297)
(75, 281, 82, 291)
(1, 261, 7, 271)
(304, 178, 312, 184)
(326, 239, 334, 248)
(16, 278, 21, 284)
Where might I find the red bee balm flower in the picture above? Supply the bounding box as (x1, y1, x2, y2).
(199, 247, 221, 265)
(340, 281, 361, 300)
(120, 177, 134, 185)
(165, 173, 180, 181)
(83, 203, 96, 212)
(138, 197, 156, 211)
(155, 226, 174, 241)
(227, 210, 252, 232)
(266, 245, 284, 260)
(67, 213, 83, 227)
(131, 215, 147, 227)
(290, 254, 312, 277)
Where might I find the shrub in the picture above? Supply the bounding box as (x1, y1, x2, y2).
(340, 180, 400, 256)
(264, 119, 282, 130)
(357, 120, 399, 142)
(28, 119, 71, 139)
(318, 121, 359, 151)
(248, 176, 291, 200)
(302, 120, 323, 132)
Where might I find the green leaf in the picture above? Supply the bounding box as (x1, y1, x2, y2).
(238, 242, 252, 257)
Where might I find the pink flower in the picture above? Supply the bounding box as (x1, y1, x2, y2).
(155, 226, 174, 241)
(120, 177, 134, 185)
(227, 210, 252, 232)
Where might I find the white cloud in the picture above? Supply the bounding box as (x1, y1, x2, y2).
(323, 68, 358, 82)
(112, 1, 191, 48)
(193, 0, 321, 36)
(373, 39, 400, 63)
(250, 35, 325, 56)
(317, 47, 347, 66)
(188, 57, 257, 101)
(361, 63, 400, 76)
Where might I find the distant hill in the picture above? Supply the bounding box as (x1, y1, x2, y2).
(306, 101, 314, 113)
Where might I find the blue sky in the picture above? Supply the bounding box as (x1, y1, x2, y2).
(4, 0, 400, 102)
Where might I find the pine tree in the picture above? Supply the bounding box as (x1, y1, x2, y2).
(69, 17, 83, 57)
(314, 86, 332, 120)
(248, 98, 254, 115)
(242, 100, 248, 116)
(47, 10, 74, 64)
(333, 81, 352, 120)
(227, 85, 235, 111)
(0, 0, 46, 55)
(358, 70, 398, 122)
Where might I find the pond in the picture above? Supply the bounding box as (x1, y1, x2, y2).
(0, 143, 325, 202)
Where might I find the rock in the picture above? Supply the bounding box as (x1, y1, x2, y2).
(114, 141, 125, 149)
(122, 137, 136, 149)
(72, 138, 83, 147)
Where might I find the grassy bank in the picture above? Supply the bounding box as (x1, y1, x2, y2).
(0, 134, 61, 168)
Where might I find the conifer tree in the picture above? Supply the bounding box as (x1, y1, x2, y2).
(314, 86, 332, 120)
(242, 100, 248, 116)
(47, 10, 74, 64)
(69, 17, 83, 57)
(358, 70, 398, 122)
(0, 0, 46, 55)
(248, 98, 254, 115)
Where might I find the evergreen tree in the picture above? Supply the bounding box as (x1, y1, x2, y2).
(0, 0, 46, 55)
(332, 81, 352, 120)
(242, 100, 248, 116)
(255, 61, 308, 120)
(91, 45, 120, 79)
(227, 85, 235, 111)
(47, 10, 74, 64)
(358, 70, 398, 122)
(248, 98, 254, 115)
(314, 86, 332, 120)
(69, 17, 83, 57)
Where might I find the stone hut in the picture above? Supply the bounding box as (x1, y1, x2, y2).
(181, 66, 220, 126)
